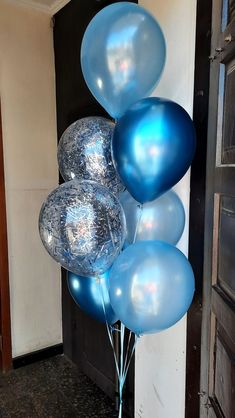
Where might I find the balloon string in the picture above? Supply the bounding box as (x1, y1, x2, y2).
(123, 334, 138, 383)
(98, 278, 139, 418)
(118, 330, 139, 418)
(118, 323, 125, 418)
(93, 243, 105, 264)
(98, 278, 120, 378)
(133, 203, 143, 243)
(106, 213, 116, 249)
(123, 330, 132, 374)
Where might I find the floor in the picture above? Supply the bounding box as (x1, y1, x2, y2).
(0, 355, 120, 418)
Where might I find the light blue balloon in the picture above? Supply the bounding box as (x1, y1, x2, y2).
(112, 97, 196, 203)
(109, 241, 195, 335)
(81, 2, 166, 118)
(67, 270, 118, 325)
(119, 189, 185, 246)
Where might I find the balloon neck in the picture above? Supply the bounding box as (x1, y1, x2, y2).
(96, 275, 101, 283)
(133, 203, 143, 244)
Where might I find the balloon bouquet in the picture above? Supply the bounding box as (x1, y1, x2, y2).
(39, 3, 196, 417)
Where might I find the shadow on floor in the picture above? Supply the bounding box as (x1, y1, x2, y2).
(0, 355, 120, 418)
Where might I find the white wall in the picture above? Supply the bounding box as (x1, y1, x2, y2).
(0, 0, 62, 357)
(135, 1, 197, 417)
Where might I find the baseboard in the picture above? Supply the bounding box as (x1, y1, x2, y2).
(13, 344, 63, 369)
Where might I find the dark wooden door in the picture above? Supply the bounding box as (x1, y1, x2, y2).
(53, 1, 136, 415)
(200, 1, 235, 417)
(0, 100, 12, 373)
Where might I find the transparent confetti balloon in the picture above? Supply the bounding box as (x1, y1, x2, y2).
(39, 180, 126, 276)
(58, 117, 124, 195)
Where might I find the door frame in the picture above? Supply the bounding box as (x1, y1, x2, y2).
(200, 0, 235, 416)
(0, 98, 12, 372)
(186, 0, 212, 416)
(199, 0, 220, 409)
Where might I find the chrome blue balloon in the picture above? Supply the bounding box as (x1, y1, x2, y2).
(67, 270, 118, 325)
(109, 241, 195, 335)
(112, 97, 196, 203)
(81, 2, 166, 118)
(119, 189, 185, 246)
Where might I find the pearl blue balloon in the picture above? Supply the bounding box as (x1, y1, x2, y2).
(112, 97, 196, 203)
(67, 270, 118, 325)
(81, 2, 166, 119)
(109, 241, 195, 335)
(119, 189, 185, 246)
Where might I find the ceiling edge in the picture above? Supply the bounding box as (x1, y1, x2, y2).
(4, 0, 71, 15)
(50, 0, 71, 14)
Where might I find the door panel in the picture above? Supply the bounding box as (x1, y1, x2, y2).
(214, 336, 235, 418)
(221, 60, 235, 164)
(201, 0, 235, 417)
(186, 2, 212, 415)
(218, 196, 235, 297)
(229, 0, 235, 23)
(54, 1, 137, 416)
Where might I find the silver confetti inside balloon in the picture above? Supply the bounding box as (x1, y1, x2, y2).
(57, 117, 124, 194)
(39, 180, 126, 276)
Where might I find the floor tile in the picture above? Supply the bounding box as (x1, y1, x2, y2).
(0, 355, 119, 418)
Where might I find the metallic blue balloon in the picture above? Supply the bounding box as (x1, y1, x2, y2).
(119, 189, 185, 246)
(109, 241, 195, 335)
(39, 180, 126, 277)
(67, 270, 118, 325)
(112, 97, 196, 203)
(81, 3, 166, 118)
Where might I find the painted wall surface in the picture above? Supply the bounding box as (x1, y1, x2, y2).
(0, 0, 62, 357)
(136, 1, 197, 417)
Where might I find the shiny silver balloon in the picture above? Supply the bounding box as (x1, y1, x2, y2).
(39, 180, 126, 276)
(58, 117, 124, 195)
(119, 189, 185, 246)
